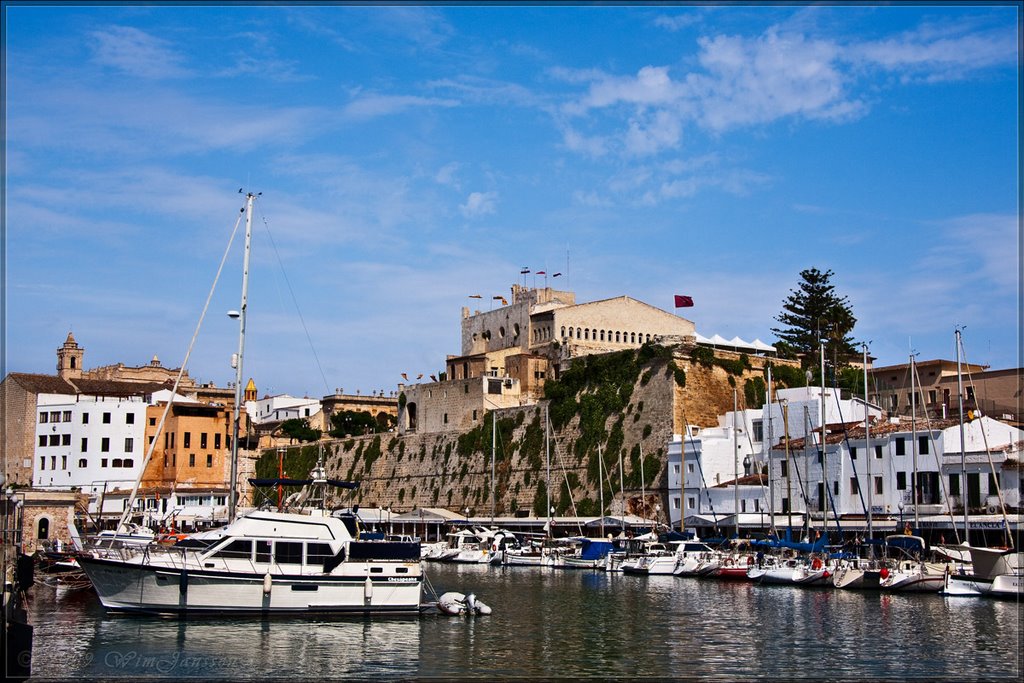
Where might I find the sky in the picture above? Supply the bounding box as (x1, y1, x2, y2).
(3, 2, 1020, 400)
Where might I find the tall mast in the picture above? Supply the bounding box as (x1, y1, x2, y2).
(910, 351, 919, 529)
(598, 444, 605, 538)
(956, 327, 969, 546)
(863, 342, 872, 543)
(619, 443, 625, 535)
(545, 404, 552, 534)
(491, 408, 496, 525)
(784, 402, 792, 533)
(733, 389, 739, 540)
(820, 341, 827, 541)
(766, 365, 774, 532)
(640, 443, 647, 527)
(228, 192, 255, 524)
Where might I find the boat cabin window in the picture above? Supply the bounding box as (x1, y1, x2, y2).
(275, 541, 303, 565)
(214, 539, 253, 560)
(256, 540, 271, 564)
(306, 543, 334, 565)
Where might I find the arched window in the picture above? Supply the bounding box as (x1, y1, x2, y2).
(78, 458, 87, 468)
(577, 327, 582, 338)
(600, 330, 605, 341)
(70, 357, 77, 369)
(615, 331, 621, 343)
(561, 326, 566, 338)
(630, 332, 636, 344)
(646, 334, 651, 342)
(568, 327, 574, 338)
(37, 517, 50, 541)
(584, 329, 590, 340)
(112, 458, 123, 467)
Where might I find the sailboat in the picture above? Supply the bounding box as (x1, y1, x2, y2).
(77, 193, 424, 614)
(939, 329, 1023, 597)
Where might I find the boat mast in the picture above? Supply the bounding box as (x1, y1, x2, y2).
(228, 191, 255, 525)
(638, 444, 647, 528)
(910, 351, 919, 529)
(598, 443, 605, 538)
(766, 365, 774, 533)
(783, 402, 792, 533)
(733, 389, 739, 540)
(545, 404, 552, 535)
(955, 327, 969, 546)
(491, 408, 496, 525)
(619, 442, 625, 535)
(863, 342, 872, 543)
(820, 341, 827, 542)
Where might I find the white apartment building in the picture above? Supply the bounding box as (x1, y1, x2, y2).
(245, 394, 321, 425)
(667, 386, 881, 529)
(33, 388, 185, 494)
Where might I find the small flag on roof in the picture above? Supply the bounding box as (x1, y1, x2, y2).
(674, 295, 694, 308)
(552, 272, 562, 277)
(520, 267, 530, 274)
(536, 270, 546, 275)
(468, 294, 482, 299)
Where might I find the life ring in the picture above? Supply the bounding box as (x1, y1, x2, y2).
(811, 558, 823, 570)
(492, 543, 499, 552)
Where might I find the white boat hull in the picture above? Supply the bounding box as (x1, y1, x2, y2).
(990, 574, 1022, 598)
(79, 556, 422, 614)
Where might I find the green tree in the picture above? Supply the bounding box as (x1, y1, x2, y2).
(329, 410, 379, 437)
(279, 418, 321, 442)
(771, 268, 857, 368)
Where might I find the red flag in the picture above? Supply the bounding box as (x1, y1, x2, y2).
(674, 295, 694, 308)
(536, 271, 546, 275)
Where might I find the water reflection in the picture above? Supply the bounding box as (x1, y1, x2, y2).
(28, 564, 1020, 680)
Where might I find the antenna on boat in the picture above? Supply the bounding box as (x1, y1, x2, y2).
(228, 191, 257, 524)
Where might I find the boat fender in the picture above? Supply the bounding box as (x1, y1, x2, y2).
(747, 556, 754, 566)
(880, 568, 889, 580)
(364, 576, 373, 601)
(492, 543, 498, 552)
(811, 558, 823, 570)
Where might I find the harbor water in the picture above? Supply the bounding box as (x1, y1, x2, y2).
(28, 562, 1021, 680)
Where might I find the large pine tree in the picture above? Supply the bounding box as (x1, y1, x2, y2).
(771, 268, 858, 367)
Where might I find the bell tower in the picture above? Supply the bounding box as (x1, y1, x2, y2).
(57, 331, 84, 379)
(244, 378, 258, 402)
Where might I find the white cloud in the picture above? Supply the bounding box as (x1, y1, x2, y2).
(691, 29, 864, 131)
(654, 14, 702, 32)
(89, 26, 188, 79)
(459, 191, 498, 218)
(342, 94, 459, 121)
(560, 126, 609, 157)
(624, 109, 682, 157)
(434, 162, 461, 188)
(570, 65, 684, 114)
(850, 24, 1017, 82)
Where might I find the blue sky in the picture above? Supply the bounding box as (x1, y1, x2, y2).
(4, 3, 1019, 399)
